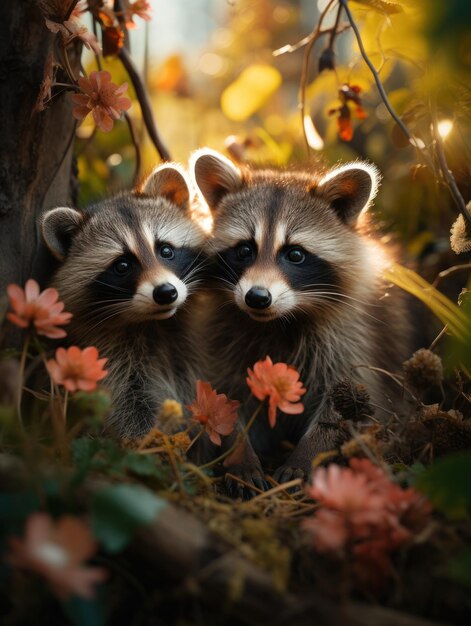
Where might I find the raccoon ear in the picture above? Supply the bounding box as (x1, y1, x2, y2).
(141, 164, 191, 211)
(189, 148, 243, 210)
(41, 207, 84, 261)
(316, 162, 380, 223)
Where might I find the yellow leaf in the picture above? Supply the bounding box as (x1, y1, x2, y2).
(351, 0, 404, 15)
(221, 64, 282, 121)
(383, 263, 471, 343)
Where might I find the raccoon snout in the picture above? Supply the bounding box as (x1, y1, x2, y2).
(153, 283, 178, 305)
(245, 287, 272, 310)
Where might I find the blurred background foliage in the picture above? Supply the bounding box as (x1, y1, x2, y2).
(77, 0, 471, 277)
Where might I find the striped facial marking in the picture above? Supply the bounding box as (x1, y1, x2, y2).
(212, 185, 344, 321)
(85, 201, 204, 322)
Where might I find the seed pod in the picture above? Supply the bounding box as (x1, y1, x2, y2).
(329, 378, 374, 422)
(318, 47, 335, 73)
(403, 349, 444, 391)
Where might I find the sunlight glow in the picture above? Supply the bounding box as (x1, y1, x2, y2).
(437, 119, 453, 139)
(303, 115, 324, 151)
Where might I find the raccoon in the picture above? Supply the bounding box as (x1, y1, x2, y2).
(41, 164, 207, 439)
(190, 149, 411, 492)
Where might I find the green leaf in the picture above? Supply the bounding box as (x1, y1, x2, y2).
(122, 452, 164, 478)
(91, 484, 167, 553)
(415, 452, 471, 519)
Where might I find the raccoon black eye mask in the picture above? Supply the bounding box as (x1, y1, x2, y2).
(190, 148, 412, 499)
(218, 240, 339, 294)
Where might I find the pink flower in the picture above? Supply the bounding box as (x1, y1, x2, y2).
(47, 346, 108, 392)
(71, 70, 131, 132)
(125, 0, 152, 28)
(7, 513, 107, 600)
(70, 0, 88, 19)
(303, 459, 432, 591)
(6, 279, 72, 339)
(246, 356, 306, 427)
(187, 380, 240, 446)
(45, 18, 101, 55)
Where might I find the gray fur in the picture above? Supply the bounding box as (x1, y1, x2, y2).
(41, 167, 208, 438)
(191, 150, 411, 487)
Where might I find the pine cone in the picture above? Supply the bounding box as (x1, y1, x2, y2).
(329, 378, 374, 422)
(403, 349, 444, 391)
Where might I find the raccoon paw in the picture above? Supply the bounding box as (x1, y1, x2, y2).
(224, 465, 270, 500)
(273, 463, 308, 489)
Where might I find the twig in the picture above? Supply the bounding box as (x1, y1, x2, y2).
(339, 0, 411, 143)
(428, 325, 449, 351)
(162, 433, 183, 492)
(299, 0, 337, 152)
(432, 262, 471, 288)
(124, 111, 141, 185)
(64, 0, 79, 21)
(224, 473, 264, 495)
(430, 108, 471, 229)
(246, 478, 303, 502)
(328, 3, 343, 49)
(273, 23, 349, 56)
(118, 47, 171, 162)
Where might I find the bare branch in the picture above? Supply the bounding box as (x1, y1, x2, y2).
(118, 47, 171, 162)
(339, 0, 411, 142)
(431, 111, 471, 229)
(124, 112, 141, 186)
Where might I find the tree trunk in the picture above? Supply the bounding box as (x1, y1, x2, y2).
(0, 0, 78, 340)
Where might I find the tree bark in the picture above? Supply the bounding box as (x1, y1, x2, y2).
(0, 0, 78, 339)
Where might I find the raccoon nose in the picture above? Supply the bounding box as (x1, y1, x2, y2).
(153, 283, 178, 305)
(245, 287, 272, 310)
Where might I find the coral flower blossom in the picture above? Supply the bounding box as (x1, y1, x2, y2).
(303, 459, 432, 589)
(45, 18, 101, 55)
(71, 70, 131, 132)
(125, 0, 153, 28)
(7, 513, 107, 600)
(187, 380, 240, 446)
(246, 356, 306, 427)
(47, 346, 108, 392)
(7, 279, 72, 339)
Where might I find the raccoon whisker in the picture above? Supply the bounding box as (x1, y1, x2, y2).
(205, 240, 240, 283)
(78, 308, 130, 337)
(181, 256, 208, 282)
(302, 294, 384, 324)
(91, 279, 134, 295)
(301, 289, 376, 308)
(300, 286, 381, 308)
(180, 249, 205, 275)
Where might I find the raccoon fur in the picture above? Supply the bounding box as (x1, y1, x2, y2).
(41, 164, 207, 439)
(190, 149, 412, 491)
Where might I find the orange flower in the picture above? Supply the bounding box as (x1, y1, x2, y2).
(125, 0, 152, 28)
(187, 380, 240, 446)
(7, 513, 107, 600)
(71, 70, 131, 132)
(246, 356, 306, 428)
(6, 279, 72, 339)
(47, 346, 108, 392)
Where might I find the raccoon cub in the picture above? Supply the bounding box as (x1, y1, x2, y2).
(41, 165, 207, 438)
(190, 149, 411, 490)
